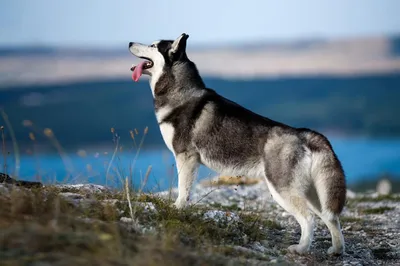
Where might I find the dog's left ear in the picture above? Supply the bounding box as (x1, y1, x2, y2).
(170, 33, 189, 55)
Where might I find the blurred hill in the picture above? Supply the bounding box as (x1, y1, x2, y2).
(1, 74, 400, 153)
(0, 35, 400, 88)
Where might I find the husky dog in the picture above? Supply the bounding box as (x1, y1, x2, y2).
(128, 33, 346, 255)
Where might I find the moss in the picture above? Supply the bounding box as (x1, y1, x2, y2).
(156, 205, 242, 246)
(349, 194, 400, 203)
(370, 194, 400, 202)
(92, 190, 125, 201)
(360, 207, 394, 214)
(210, 202, 241, 211)
(340, 216, 363, 223)
(280, 249, 288, 255)
(241, 213, 283, 231)
(262, 219, 283, 230)
(127, 194, 281, 247)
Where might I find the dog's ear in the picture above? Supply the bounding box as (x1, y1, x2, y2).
(170, 33, 189, 55)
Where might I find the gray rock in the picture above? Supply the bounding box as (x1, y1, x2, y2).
(56, 183, 109, 193)
(376, 178, 392, 195)
(203, 210, 240, 224)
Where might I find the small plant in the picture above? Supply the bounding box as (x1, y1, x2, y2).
(340, 216, 363, 223)
(210, 202, 241, 211)
(360, 207, 394, 215)
(1, 124, 6, 176)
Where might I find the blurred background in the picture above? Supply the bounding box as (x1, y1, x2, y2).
(0, 0, 400, 192)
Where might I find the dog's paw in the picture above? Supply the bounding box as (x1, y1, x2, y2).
(327, 246, 344, 256)
(173, 198, 188, 209)
(287, 244, 309, 255)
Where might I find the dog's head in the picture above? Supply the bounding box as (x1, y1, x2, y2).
(129, 33, 189, 82)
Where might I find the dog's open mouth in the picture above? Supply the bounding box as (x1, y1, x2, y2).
(131, 57, 154, 82)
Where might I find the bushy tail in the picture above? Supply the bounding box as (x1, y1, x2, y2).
(300, 129, 347, 215)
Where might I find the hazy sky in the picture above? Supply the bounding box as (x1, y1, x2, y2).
(1, 0, 399, 48)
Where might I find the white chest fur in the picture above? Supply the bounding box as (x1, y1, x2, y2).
(159, 123, 175, 153)
(155, 105, 175, 153)
(155, 105, 173, 123)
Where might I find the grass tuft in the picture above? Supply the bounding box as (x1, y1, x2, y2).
(340, 216, 363, 223)
(348, 194, 400, 203)
(360, 207, 395, 215)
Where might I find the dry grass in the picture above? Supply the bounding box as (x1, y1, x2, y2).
(200, 176, 262, 187)
(0, 184, 280, 266)
(0, 122, 241, 265)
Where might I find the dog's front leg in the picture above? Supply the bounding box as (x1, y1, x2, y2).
(174, 152, 199, 209)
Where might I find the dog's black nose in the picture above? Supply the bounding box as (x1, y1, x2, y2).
(129, 42, 134, 48)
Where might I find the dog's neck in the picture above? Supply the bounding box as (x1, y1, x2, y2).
(152, 60, 206, 109)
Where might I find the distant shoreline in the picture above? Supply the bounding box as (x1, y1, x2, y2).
(1, 35, 400, 88)
(2, 71, 400, 91)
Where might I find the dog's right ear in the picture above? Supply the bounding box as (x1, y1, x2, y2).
(170, 33, 189, 56)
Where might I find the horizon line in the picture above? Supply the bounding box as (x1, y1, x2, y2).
(0, 33, 399, 50)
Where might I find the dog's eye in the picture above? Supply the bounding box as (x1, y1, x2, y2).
(150, 44, 156, 48)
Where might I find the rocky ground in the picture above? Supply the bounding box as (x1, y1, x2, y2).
(0, 177, 399, 265)
(158, 179, 400, 265)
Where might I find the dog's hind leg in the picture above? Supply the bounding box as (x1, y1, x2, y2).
(265, 180, 315, 255)
(304, 131, 346, 255)
(174, 152, 199, 209)
(307, 190, 345, 255)
(320, 212, 344, 255)
(263, 137, 315, 254)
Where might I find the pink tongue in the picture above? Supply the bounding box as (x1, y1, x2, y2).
(132, 61, 146, 82)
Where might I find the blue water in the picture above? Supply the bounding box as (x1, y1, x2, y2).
(1, 137, 400, 192)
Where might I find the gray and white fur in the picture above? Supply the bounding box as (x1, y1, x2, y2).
(128, 33, 347, 256)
